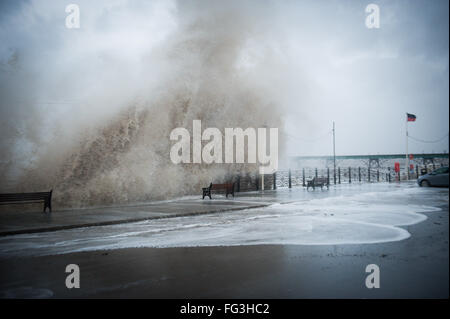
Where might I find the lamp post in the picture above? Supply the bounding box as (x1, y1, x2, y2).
(333, 122, 336, 184)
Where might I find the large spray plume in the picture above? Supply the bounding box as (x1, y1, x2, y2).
(0, 0, 296, 208)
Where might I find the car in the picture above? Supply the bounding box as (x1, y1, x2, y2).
(417, 166, 449, 187)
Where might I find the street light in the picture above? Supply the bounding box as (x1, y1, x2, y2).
(333, 121, 336, 184)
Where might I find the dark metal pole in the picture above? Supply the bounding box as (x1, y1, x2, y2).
(327, 167, 330, 185)
(333, 121, 336, 185)
(358, 167, 361, 182)
(388, 167, 391, 183)
(338, 167, 341, 184)
(368, 168, 371, 182)
(349, 167, 351, 183)
(273, 172, 276, 190)
(315, 168, 318, 179)
(377, 169, 379, 182)
(288, 169, 292, 188)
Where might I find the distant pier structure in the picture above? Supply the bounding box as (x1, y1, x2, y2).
(287, 153, 449, 170)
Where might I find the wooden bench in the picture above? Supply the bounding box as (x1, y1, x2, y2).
(202, 182, 235, 199)
(306, 177, 329, 190)
(0, 190, 52, 213)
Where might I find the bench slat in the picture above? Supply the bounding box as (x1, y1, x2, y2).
(0, 195, 49, 201)
(0, 192, 50, 196)
(0, 193, 50, 197)
(211, 184, 233, 189)
(0, 200, 47, 205)
(0, 196, 47, 199)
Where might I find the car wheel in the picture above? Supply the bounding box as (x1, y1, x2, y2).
(420, 180, 430, 187)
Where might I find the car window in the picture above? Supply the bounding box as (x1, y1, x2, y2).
(433, 167, 449, 174)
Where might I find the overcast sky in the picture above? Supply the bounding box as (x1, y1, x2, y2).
(0, 0, 448, 158)
(279, 0, 449, 156)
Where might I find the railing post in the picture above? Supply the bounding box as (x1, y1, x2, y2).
(368, 168, 371, 182)
(273, 172, 276, 190)
(334, 166, 336, 185)
(288, 169, 292, 188)
(377, 169, 379, 182)
(338, 167, 341, 184)
(388, 167, 391, 183)
(348, 167, 351, 183)
(358, 167, 361, 182)
(302, 168, 306, 187)
(327, 167, 330, 185)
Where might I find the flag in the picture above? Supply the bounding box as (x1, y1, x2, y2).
(407, 113, 416, 122)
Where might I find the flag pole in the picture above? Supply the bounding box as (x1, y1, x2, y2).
(406, 113, 409, 180)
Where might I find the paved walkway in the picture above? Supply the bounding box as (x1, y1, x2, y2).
(0, 191, 295, 236)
